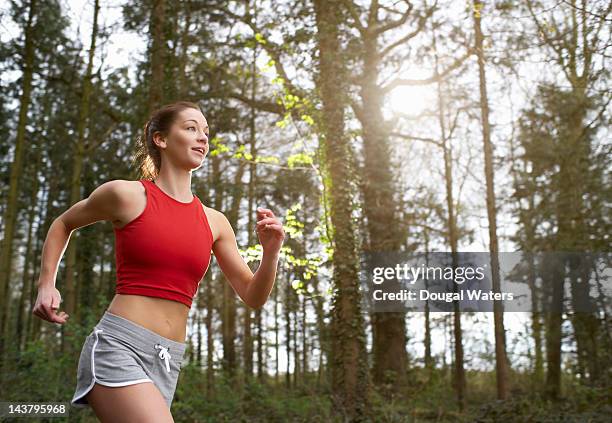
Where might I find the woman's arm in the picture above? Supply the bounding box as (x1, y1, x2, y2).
(33, 180, 125, 323)
(38, 180, 125, 287)
(212, 207, 284, 309)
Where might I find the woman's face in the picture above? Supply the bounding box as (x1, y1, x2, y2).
(157, 108, 210, 170)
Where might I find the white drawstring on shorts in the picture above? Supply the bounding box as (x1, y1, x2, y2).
(155, 344, 172, 373)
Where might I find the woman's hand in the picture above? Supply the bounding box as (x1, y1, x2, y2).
(32, 284, 69, 324)
(255, 207, 285, 255)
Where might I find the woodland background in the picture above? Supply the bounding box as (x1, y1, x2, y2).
(0, 0, 610, 422)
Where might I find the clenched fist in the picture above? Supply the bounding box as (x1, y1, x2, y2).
(255, 207, 285, 254)
(32, 284, 69, 324)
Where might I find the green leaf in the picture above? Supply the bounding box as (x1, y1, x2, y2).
(287, 152, 314, 168)
(300, 114, 314, 126)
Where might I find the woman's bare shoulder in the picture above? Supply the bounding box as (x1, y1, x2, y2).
(103, 179, 145, 202)
(59, 179, 139, 231)
(104, 179, 146, 228)
(119, 179, 146, 194)
(201, 204, 220, 216)
(98, 178, 140, 190)
(200, 205, 224, 243)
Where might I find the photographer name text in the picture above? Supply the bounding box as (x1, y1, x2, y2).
(372, 289, 514, 302)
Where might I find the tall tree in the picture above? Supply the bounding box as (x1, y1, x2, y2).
(471, 0, 510, 399)
(313, 0, 370, 419)
(243, 2, 261, 380)
(222, 161, 247, 384)
(519, 0, 612, 398)
(0, 0, 37, 362)
(63, 0, 100, 323)
(432, 24, 469, 408)
(15, 82, 49, 352)
(342, 0, 472, 391)
(148, 0, 166, 112)
(508, 133, 545, 391)
(516, 81, 610, 398)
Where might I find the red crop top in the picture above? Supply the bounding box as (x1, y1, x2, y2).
(113, 179, 214, 308)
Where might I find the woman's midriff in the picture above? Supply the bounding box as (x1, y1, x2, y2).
(106, 293, 189, 343)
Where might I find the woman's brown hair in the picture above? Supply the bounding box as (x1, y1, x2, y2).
(133, 101, 204, 180)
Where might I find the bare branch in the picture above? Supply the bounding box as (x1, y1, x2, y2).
(210, 4, 305, 99)
(525, 0, 572, 82)
(86, 122, 119, 153)
(367, 0, 379, 29)
(378, 5, 433, 58)
(589, 1, 612, 60)
(204, 89, 284, 115)
(561, 0, 612, 22)
(374, 0, 415, 36)
(379, 4, 404, 17)
(381, 48, 473, 95)
(455, 145, 477, 211)
(391, 132, 443, 148)
(411, 222, 447, 236)
(342, 0, 367, 35)
(584, 92, 612, 131)
(349, 98, 366, 123)
(446, 108, 464, 140)
(228, 92, 286, 115)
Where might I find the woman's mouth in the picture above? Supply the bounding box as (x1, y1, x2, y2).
(192, 147, 206, 156)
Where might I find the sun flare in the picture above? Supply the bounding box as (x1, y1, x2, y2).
(387, 84, 435, 117)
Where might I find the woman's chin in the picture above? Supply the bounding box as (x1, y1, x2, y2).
(190, 159, 205, 170)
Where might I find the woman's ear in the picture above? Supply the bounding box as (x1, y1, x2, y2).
(153, 131, 166, 149)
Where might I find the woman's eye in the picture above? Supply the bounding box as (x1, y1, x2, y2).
(186, 126, 209, 136)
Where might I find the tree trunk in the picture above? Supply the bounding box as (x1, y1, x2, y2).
(148, 0, 166, 112)
(26, 183, 49, 347)
(206, 269, 214, 395)
(313, 0, 370, 419)
(177, 0, 191, 98)
(0, 0, 37, 368)
(528, 253, 544, 388)
(301, 289, 307, 382)
(200, 139, 217, 397)
(310, 273, 328, 390)
(472, 0, 510, 400)
(16, 161, 41, 352)
(285, 271, 292, 389)
(221, 162, 245, 385)
(293, 301, 300, 387)
(273, 274, 279, 383)
(244, 17, 260, 379)
(357, 3, 409, 391)
(17, 81, 51, 351)
(423, 236, 433, 374)
(544, 252, 564, 399)
(64, 0, 100, 328)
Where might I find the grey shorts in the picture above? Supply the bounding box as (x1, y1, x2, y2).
(70, 310, 187, 410)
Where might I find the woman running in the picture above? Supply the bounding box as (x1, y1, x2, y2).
(32, 101, 285, 422)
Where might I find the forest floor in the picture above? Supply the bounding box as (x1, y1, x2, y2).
(4, 341, 610, 422)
